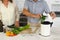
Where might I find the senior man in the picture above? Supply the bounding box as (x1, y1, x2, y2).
(23, 0, 56, 33)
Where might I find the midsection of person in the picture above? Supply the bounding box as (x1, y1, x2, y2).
(25, 0, 48, 23)
(0, 1, 16, 26)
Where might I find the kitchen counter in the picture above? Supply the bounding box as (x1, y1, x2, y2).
(0, 17, 60, 40)
(0, 27, 60, 40)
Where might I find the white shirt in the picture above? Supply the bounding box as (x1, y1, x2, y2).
(0, 2, 19, 26)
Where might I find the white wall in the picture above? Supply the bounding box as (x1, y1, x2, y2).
(14, 0, 25, 11)
(45, 0, 60, 12)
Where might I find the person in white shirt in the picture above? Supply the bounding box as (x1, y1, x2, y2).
(0, 0, 19, 28)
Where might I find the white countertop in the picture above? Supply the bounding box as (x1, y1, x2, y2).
(0, 26, 60, 40)
(0, 17, 60, 40)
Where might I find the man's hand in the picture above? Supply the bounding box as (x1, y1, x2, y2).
(33, 14, 42, 18)
(15, 21, 19, 27)
(50, 12, 56, 19)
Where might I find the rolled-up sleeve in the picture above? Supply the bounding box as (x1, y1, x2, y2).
(44, 2, 51, 14)
(0, 3, 2, 20)
(15, 6, 20, 21)
(13, 0, 19, 21)
(24, 0, 29, 10)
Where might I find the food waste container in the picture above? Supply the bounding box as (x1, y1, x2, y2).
(40, 21, 51, 36)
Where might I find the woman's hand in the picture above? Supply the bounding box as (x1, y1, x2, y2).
(15, 21, 19, 27)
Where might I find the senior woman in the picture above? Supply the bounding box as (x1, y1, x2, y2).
(0, 0, 19, 28)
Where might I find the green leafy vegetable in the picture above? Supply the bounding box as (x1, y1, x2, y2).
(41, 15, 47, 23)
(12, 25, 30, 35)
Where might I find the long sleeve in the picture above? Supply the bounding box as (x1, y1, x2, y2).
(0, 12, 2, 20)
(13, 0, 20, 21)
(15, 6, 20, 21)
(0, 2, 2, 20)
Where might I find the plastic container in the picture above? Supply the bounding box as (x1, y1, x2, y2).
(40, 21, 50, 36)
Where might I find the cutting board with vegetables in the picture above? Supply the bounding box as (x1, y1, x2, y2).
(6, 24, 31, 37)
